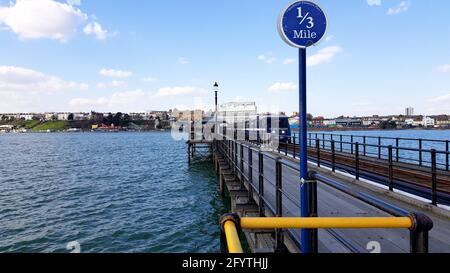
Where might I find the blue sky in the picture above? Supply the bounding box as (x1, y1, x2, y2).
(0, 0, 449, 117)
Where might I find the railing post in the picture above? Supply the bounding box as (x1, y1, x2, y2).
(378, 137, 382, 159)
(396, 138, 400, 162)
(363, 136, 367, 156)
(240, 143, 244, 183)
(235, 141, 239, 179)
(388, 145, 394, 191)
(316, 139, 321, 167)
(248, 147, 253, 202)
(409, 213, 433, 253)
(446, 140, 449, 171)
(419, 139, 423, 167)
(431, 149, 437, 206)
(331, 140, 336, 172)
(293, 136, 297, 159)
(275, 158, 286, 252)
(355, 142, 360, 180)
(285, 139, 288, 156)
(258, 151, 264, 217)
(322, 134, 325, 149)
(350, 136, 354, 154)
(340, 135, 343, 153)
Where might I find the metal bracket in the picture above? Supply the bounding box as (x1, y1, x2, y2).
(300, 178, 317, 186)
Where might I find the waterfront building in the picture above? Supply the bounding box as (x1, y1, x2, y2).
(435, 115, 450, 127)
(422, 116, 436, 128)
(323, 119, 337, 127)
(312, 116, 325, 127)
(406, 107, 415, 116)
(57, 113, 70, 121)
(335, 118, 363, 127)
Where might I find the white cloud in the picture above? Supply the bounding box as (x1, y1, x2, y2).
(426, 93, 450, 114)
(67, 0, 81, 6)
(69, 89, 147, 109)
(95, 80, 125, 89)
(153, 86, 206, 98)
(325, 35, 334, 42)
(437, 64, 450, 73)
(268, 82, 297, 92)
(387, 1, 410, 15)
(179, 57, 189, 65)
(257, 55, 277, 64)
(100, 68, 132, 78)
(283, 58, 295, 65)
(307, 46, 343, 67)
(0, 0, 88, 42)
(367, 0, 381, 6)
(0, 66, 86, 93)
(83, 22, 114, 40)
(428, 93, 450, 103)
(111, 80, 124, 87)
(96, 83, 106, 89)
(143, 77, 157, 83)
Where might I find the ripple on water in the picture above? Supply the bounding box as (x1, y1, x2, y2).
(0, 132, 227, 253)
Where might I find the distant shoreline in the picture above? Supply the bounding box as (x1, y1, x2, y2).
(296, 127, 450, 132)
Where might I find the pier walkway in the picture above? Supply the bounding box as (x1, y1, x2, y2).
(210, 138, 450, 253)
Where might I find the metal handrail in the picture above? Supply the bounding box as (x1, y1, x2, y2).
(220, 213, 433, 253)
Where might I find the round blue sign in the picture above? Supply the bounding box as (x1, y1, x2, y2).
(278, 1, 328, 48)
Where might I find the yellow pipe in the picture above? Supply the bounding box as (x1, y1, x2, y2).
(223, 220, 244, 253)
(240, 217, 413, 230)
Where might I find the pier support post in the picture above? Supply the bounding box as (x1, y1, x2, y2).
(188, 144, 191, 165)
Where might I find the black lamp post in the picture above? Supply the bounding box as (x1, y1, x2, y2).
(213, 82, 219, 140)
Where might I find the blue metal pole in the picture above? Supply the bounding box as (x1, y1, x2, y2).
(299, 48, 311, 253)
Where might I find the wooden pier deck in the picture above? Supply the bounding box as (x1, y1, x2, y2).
(211, 140, 450, 253)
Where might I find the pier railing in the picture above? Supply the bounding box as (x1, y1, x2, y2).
(220, 213, 433, 254)
(214, 137, 435, 253)
(279, 135, 450, 206)
(302, 133, 450, 171)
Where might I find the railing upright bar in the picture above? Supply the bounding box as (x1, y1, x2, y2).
(248, 147, 253, 201)
(355, 143, 360, 180)
(331, 140, 336, 172)
(378, 137, 382, 159)
(351, 136, 354, 154)
(258, 151, 264, 217)
(293, 136, 297, 159)
(363, 136, 367, 156)
(396, 138, 400, 162)
(446, 140, 449, 171)
(419, 139, 423, 167)
(388, 145, 394, 191)
(431, 149, 437, 206)
(316, 139, 321, 167)
(275, 158, 284, 252)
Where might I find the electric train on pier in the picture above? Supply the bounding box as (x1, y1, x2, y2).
(222, 115, 292, 144)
